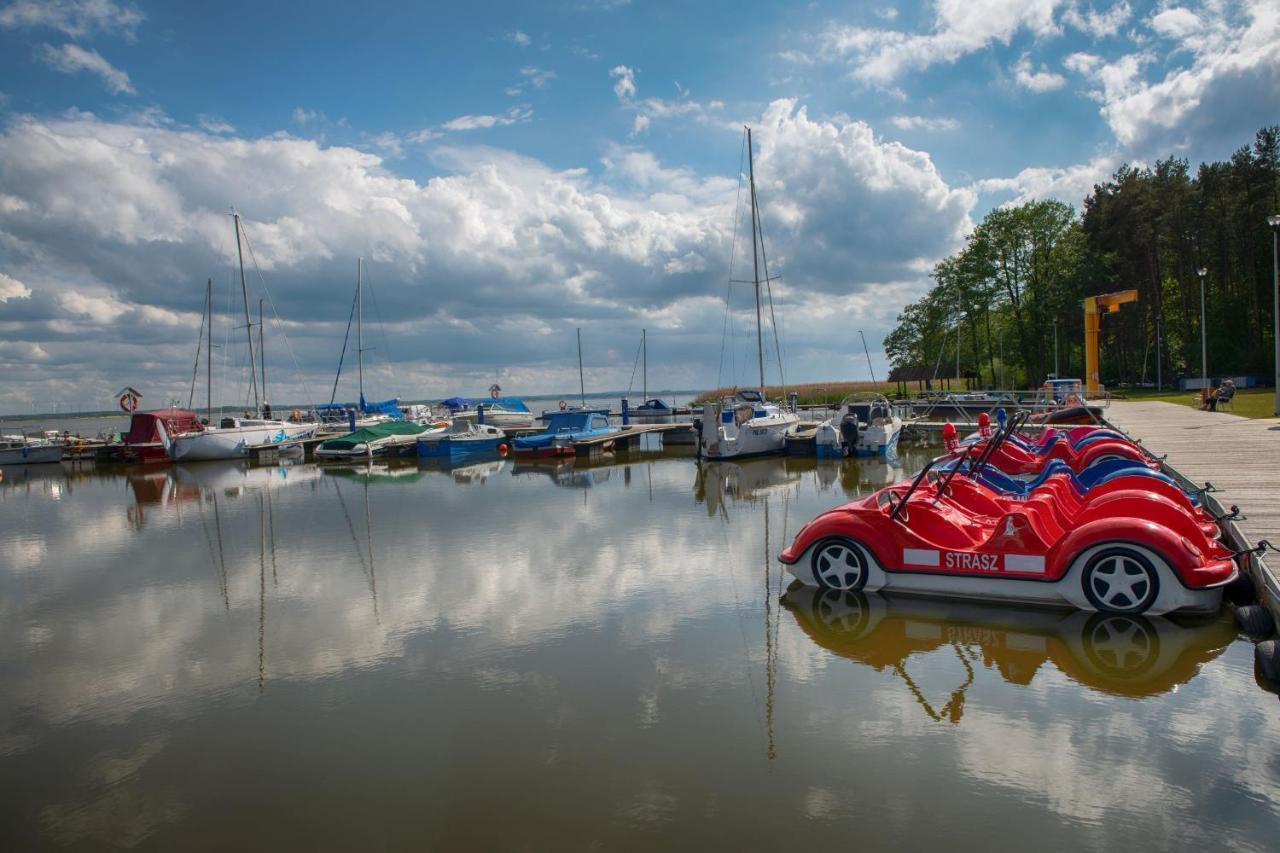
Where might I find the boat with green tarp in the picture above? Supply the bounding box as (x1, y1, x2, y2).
(315, 420, 446, 459)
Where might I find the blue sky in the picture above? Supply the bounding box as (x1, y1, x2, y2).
(0, 0, 1277, 413)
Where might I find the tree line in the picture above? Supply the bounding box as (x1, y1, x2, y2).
(884, 127, 1280, 390)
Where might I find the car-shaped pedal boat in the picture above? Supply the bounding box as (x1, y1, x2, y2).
(779, 426, 1237, 616)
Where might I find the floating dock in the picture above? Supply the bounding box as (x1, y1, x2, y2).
(1106, 400, 1280, 624)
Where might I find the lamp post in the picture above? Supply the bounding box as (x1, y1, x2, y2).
(1197, 267, 1208, 395)
(1269, 215, 1280, 416)
(1052, 318, 1059, 378)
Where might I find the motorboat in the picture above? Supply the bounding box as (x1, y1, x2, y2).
(443, 396, 536, 430)
(315, 420, 444, 459)
(416, 420, 507, 462)
(109, 408, 205, 464)
(512, 409, 617, 458)
(630, 398, 675, 421)
(0, 436, 63, 465)
(813, 395, 903, 459)
(698, 389, 799, 460)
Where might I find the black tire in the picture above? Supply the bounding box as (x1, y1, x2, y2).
(1235, 604, 1276, 639)
(1224, 573, 1258, 607)
(1255, 639, 1280, 685)
(1081, 546, 1160, 614)
(814, 589, 872, 636)
(810, 537, 870, 591)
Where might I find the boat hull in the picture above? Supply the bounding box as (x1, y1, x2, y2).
(418, 436, 504, 460)
(170, 423, 315, 461)
(0, 445, 63, 464)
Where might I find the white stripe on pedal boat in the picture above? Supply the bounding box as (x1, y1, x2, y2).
(1004, 554, 1046, 574)
(903, 548, 940, 567)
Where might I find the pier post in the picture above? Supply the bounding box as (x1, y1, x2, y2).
(477, 404, 485, 424)
(621, 398, 629, 425)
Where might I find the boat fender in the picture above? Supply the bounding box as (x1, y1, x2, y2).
(497, 443, 509, 457)
(559, 399, 567, 411)
(942, 421, 958, 452)
(119, 391, 139, 413)
(978, 412, 992, 438)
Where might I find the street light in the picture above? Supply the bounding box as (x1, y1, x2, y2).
(1052, 318, 1059, 377)
(1269, 215, 1280, 416)
(1197, 267, 1208, 396)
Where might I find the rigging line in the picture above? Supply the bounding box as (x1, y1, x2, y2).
(188, 285, 208, 409)
(238, 220, 319, 411)
(331, 478, 371, 579)
(753, 178, 787, 395)
(625, 334, 643, 397)
(718, 132, 748, 390)
(330, 287, 360, 406)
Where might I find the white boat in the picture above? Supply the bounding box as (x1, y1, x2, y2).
(169, 417, 315, 461)
(446, 397, 535, 429)
(813, 395, 904, 459)
(699, 389, 798, 459)
(0, 437, 63, 464)
(417, 420, 506, 461)
(699, 127, 799, 460)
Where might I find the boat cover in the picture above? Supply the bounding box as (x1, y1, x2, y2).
(123, 409, 203, 444)
(320, 420, 428, 451)
(440, 397, 475, 411)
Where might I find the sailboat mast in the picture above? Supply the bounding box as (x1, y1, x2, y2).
(206, 278, 213, 423)
(859, 330, 877, 384)
(642, 328, 647, 401)
(233, 213, 260, 414)
(577, 327, 586, 408)
(258, 298, 267, 407)
(357, 257, 364, 406)
(746, 127, 765, 390)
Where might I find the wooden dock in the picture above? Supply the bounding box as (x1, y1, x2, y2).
(572, 422, 695, 456)
(1105, 400, 1280, 619)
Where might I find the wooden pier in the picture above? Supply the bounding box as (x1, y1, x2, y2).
(1105, 400, 1280, 621)
(572, 422, 695, 457)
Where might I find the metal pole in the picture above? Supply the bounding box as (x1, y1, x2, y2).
(207, 278, 213, 423)
(746, 127, 765, 390)
(1155, 317, 1162, 392)
(1270, 217, 1280, 416)
(858, 330, 876, 384)
(357, 258, 364, 407)
(233, 213, 259, 413)
(1053, 319, 1059, 377)
(577, 327, 586, 408)
(642, 328, 647, 402)
(258, 298, 267, 410)
(1198, 268, 1208, 394)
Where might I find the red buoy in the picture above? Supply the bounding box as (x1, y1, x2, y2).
(978, 412, 991, 438)
(942, 421, 958, 452)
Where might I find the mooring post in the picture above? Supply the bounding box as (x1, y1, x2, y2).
(477, 404, 485, 425)
(621, 398, 630, 425)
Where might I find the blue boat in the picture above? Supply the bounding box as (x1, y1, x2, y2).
(417, 421, 507, 463)
(512, 409, 617, 458)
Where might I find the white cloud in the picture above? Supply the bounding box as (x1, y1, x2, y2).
(0, 0, 143, 39)
(1064, 51, 1103, 75)
(610, 65, 637, 101)
(1013, 52, 1068, 92)
(819, 0, 1065, 85)
(505, 30, 530, 46)
(196, 114, 234, 134)
(0, 272, 32, 302)
(37, 43, 134, 94)
(440, 106, 532, 131)
(971, 153, 1120, 206)
(1149, 6, 1203, 40)
(889, 115, 959, 132)
(291, 107, 322, 125)
(520, 66, 556, 88)
(0, 102, 974, 408)
(630, 114, 650, 136)
(1062, 2, 1132, 39)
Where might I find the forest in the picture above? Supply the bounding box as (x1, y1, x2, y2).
(883, 127, 1280, 390)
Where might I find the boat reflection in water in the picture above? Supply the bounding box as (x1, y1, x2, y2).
(418, 457, 508, 485)
(782, 583, 1236, 711)
(511, 459, 613, 489)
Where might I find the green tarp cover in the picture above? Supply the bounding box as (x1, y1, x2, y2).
(321, 420, 428, 451)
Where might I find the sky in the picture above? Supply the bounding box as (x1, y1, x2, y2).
(0, 0, 1277, 414)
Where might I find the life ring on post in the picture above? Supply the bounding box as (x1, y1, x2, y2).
(489, 384, 501, 400)
(558, 399, 568, 411)
(119, 391, 139, 413)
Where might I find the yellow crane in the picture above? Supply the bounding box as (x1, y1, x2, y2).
(1083, 289, 1138, 397)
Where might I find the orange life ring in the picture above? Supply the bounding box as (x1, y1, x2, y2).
(558, 399, 567, 411)
(119, 392, 139, 413)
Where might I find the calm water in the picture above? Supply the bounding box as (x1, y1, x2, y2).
(1, 439, 1277, 851)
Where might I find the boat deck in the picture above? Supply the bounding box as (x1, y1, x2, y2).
(1106, 400, 1280, 616)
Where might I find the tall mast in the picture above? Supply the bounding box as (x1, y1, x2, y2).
(206, 278, 213, 423)
(258, 298, 267, 408)
(642, 328, 647, 401)
(747, 127, 765, 390)
(233, 213, 260, 413)
(577, 327, 586, 408)
(859, 330, 877, 384)
(188, 281, 208, 410)
(357, 257, 364, 407)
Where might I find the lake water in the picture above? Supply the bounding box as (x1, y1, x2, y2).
(1, 439, 1277, 850)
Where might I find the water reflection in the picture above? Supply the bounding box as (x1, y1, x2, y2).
(1, 451, 1277, 850)
(782, 584, 1237, 707)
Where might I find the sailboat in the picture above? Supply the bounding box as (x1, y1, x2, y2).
(630, 329, 674, 421)
(699, 128, 799, 460)
(168, 213, 316, 461)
